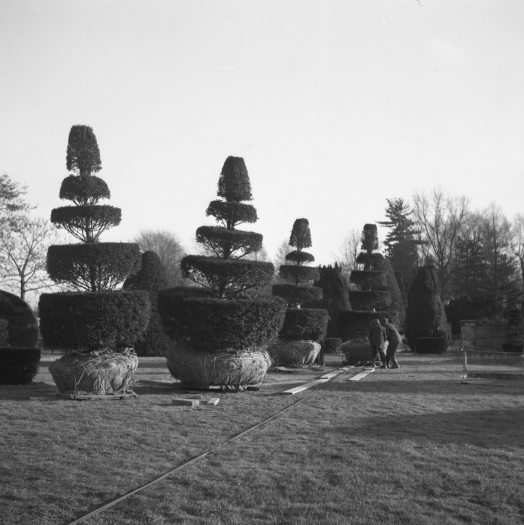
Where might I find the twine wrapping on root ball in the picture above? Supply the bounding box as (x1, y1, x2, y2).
(166, 346, 271, 391)
(49, 349, 138, 395)
(267, 340, 321, 367)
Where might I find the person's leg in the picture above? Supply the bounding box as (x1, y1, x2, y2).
(389, 341, 400, 368)
(378, 347, 387, 368)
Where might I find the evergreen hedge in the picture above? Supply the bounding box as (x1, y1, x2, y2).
(123, 251, 173, 356)
(39, 291, 150, 351)
(158, 291, 286, 352)
(0, 348, 41, 384)
(47, 243, 141, 291)
(279, 308, 329, 342)
(272, 284, 323, 306)
(356, 252, 386, 269)
(0, 290, 38, 347)
(348, 290, 392, 311)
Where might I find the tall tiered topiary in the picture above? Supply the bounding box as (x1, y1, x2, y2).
(339, 223, 403, 348)
(39, 125, 150, 395)
(269, 219, 328, 366)
(158, 156, 286, 390)
(406, 264, 448, 353)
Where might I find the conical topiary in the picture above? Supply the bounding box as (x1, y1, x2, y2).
(158, 156, 286, 390)
(405, 264, 448, 353)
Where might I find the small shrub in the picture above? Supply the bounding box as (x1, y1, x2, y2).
(0, 348, 41, 384)
(39, 291, 150, 351)
(0, 290, 38, 347)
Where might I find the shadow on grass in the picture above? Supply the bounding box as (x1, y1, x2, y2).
(331, 407, 524, 449)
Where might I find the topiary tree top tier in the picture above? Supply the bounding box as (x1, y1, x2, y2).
(181, 156, 276, 299)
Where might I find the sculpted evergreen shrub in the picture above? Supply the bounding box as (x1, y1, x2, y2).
(40, 125, 148, 356)
(159, 156, 285, 367)
(0, 348, 41, 384)
(123, 251, 173, 356)
(406, 264, 448, 352)
(39, 291, 150, 351)
(279, 308, 329, 342)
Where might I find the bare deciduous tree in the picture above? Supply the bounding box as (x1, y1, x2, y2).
(134, 229, 185, 287)
(336, 228, 360, 282)
(0, 216, 59, 301)
(412, 187, 470, 300)
(511, 214, 524, 301)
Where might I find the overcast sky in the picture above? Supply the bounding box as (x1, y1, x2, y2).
(1, 0, 523, 264)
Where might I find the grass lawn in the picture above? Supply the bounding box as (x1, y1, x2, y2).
(1, 350, 523, 524)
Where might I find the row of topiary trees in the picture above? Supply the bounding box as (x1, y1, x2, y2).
(0, 124, 450, 389)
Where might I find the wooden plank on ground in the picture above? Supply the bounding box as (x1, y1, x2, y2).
(348, 368, 375, 382)
(282, 378, 329, 395)
(319, 367, 350, 380)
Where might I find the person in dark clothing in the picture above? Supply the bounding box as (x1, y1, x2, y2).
(380, 317, 401, 368)
(368, 318, 387, 368)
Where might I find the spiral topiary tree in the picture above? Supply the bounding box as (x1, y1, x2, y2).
(405, 264, 448, 353)
(269, 219, 328, 366)
(39, 125, 150, 395)
(158, 156, 286, 390)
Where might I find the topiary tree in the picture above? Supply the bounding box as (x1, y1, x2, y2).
(39, 125, 150, 395)
(269, 219, 328, 366)
(315, 264, 351, 338)
(123, 251, 174, 356)
(405, 264, 448, 353)
(158, 156, 286, 390)
(339, 223, 402, 350)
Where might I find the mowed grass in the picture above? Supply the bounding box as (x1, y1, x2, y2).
(1, 352, 523, 524)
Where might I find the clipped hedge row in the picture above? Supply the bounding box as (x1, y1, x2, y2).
(279, 264, 320, 285)
(158, 291, 286, 352)
(272, 284, 323, 307)
(59, 175, 110, 204)
(181, 256, 274, 295)
(39, 291, 150, 351)
(0, 348, 41, 384)
(279, 308, 329, 342)
(47, 243, 141, 291)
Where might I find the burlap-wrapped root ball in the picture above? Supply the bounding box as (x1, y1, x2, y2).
(166, 346, 271, 391)
(267, 340, 321, 367)
(49, 349, 138, 395)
